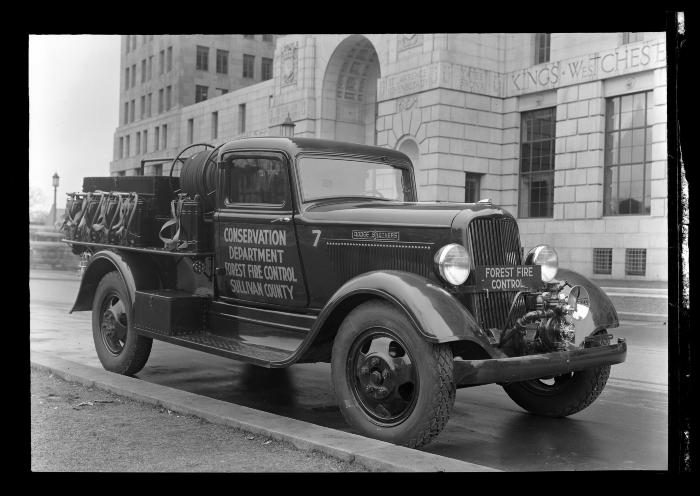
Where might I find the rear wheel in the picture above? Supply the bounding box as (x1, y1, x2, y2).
(331, 300, 455, 448)
(92, 271, 152, 375)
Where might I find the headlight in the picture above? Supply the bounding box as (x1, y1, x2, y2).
(434, 243, 471, 285)
(525, 244, 559, 282)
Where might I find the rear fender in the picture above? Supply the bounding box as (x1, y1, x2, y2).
(70, 250, 165, 313)
(555, 268, 619, 332)
(292, 270, 498, 365)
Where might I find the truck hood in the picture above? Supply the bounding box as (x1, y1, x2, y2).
(301, 200, 510, 228)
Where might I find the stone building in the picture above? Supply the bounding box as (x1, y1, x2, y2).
(110, 33, 668, 281)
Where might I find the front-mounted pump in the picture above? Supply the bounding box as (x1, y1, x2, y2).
(61, 137, 626, 449)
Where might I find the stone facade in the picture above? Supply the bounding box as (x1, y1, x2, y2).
(110, 33, 668, 281)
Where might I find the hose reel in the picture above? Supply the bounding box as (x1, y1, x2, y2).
(169, 143, 223, 213)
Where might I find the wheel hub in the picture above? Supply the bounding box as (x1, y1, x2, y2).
(350, 330, 418, 424)
(100, 294, 127, 355)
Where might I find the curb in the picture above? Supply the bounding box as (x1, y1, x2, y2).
(30, 352, 499, 473)
(617, 311, 667, 323)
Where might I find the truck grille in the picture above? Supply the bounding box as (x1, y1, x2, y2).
(326, 241, 432, 281)
(468, 217, 525, 330)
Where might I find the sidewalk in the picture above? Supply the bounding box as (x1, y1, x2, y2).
(31, 367, 367, 472)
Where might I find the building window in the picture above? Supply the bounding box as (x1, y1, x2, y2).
(238, 103, 246, 133)
(131, 35, 137, 51)
(135, 132, 141, 155)
(116, 171, 125, 177)
(129, 99, 135, 123)
(141, 59, 146, 83)
(154, 126, 160, 150)
(187, 118, 194, 145)
(158, 89, 164, 113)
(140, 95, 145, 119)
(625, 248, 647, 276)
(604, 91, 652, 215)
(125, 135, 131, 157)
(216, 49, 229, 74)
(211, 112, 218, 140)
(166, 46, 172, 72)
(148, 56, 153, 80)
(123, 102, 129, 125)
(142, 130, 148, 154)
(125, 67, 130, 89)
(152, 163, 162, 176)
(593, 248, 613, 275)
(243, 54, 255, 78)
(134, 167, 143, 176)
(217, 88, 229, 96)
(166, 85, 172, 111)
(195, 85, 208, 103)
(131, 64, 136, 87)
(464, 173, 481, 203)
(534, 33, 550, 64)
(519, 107, 555, 218)
(147, 93, 152, 117)
(118, 137, 124, 159)
(243, 35, 255, 40)
(262, 34, 273, 43)
(142, 35, 147, 44)
(162, 124, 168, 149)
(125, 37, 130, 54)
(196, 46, 209, 71)
(622, 32, 644, 44)
(261, 57, 273, 81)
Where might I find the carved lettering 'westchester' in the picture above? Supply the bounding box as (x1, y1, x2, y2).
(506, 40, 666, 96)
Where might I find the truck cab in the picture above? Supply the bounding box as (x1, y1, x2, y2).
(63, 137, 627, 448)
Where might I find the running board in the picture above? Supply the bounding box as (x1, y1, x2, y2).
(135, 328, 294, 367)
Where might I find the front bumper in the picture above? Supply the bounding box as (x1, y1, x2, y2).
(453, 338, 627, 387)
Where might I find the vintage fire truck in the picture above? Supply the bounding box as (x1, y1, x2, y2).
(61, 137, 626, 448)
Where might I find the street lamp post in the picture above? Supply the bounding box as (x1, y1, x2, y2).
(281, 114, 296, 137)
(52, 172, 60, 226)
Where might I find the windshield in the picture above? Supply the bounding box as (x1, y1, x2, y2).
(297, 157, 411, 202)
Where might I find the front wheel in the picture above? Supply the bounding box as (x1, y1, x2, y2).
(502, 334, 612, 417)
(92, 271, 152, 375)
(331, 300, 455, 448)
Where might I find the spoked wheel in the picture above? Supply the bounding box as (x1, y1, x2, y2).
(502, 332, 611, 417)
(348, 329, 419, 426)
(332, 300, 455, 448)
(91, 271, 152, 375)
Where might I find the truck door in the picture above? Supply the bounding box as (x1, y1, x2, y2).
(214, 152, 308, 308)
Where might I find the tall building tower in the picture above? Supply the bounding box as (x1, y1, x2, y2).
(111, 34, 277, 176)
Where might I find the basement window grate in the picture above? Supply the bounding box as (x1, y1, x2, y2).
(625, 248, 647, 276)
(593, 248, 613, 275)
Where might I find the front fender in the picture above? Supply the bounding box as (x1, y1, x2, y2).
(316, 270, 493, 346)
(555, 268, 619, 331)
(70, 250, 164, 313)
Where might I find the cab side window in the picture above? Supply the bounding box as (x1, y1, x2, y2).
(224, 156, 290, 207)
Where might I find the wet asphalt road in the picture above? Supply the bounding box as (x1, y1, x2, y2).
(29, 269, 668, 471)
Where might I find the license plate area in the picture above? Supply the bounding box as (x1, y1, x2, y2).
(475, 265, 541, 291)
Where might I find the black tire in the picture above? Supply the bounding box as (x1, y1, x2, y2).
(92, 271, 152, 375)
(502, 333, 611, 417)
(331, 300, 455, 448)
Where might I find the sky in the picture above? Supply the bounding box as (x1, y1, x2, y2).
(29, 35, 121, 212)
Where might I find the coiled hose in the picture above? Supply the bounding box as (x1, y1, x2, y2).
(169, 143, 223, 212)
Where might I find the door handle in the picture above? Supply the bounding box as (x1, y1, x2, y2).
(271, 217, 291, 223)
